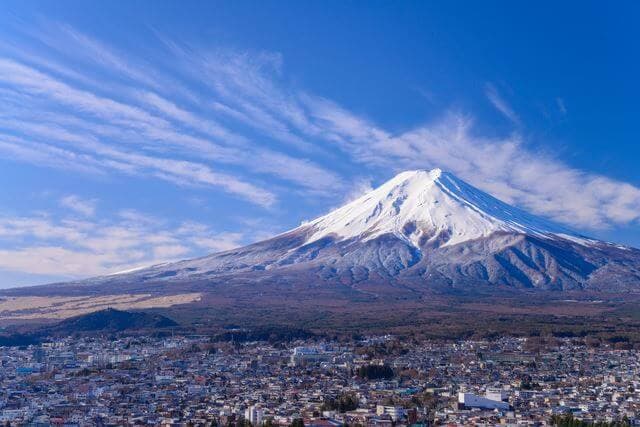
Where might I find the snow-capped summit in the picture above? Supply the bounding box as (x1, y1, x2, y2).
(304, 168, 587, 249)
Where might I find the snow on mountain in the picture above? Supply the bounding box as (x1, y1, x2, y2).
(304, 168, 593, 249)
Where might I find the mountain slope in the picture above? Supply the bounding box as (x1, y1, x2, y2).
(7, 169, 640, 298)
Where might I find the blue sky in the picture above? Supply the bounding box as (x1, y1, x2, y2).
(1, 1, 639, 288)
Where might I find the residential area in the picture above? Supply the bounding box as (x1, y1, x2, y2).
(0, 334, 638, 426)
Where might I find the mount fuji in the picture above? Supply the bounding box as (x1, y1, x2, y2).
(27, 169, 640, 291)
(3, 169, 640, 324)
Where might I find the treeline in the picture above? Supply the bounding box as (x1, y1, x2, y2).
(211, 326, 316, 343)
(0, 333, 40, 347)
(0, 309, 180, 348)
(209, 416, 302, 427)
(550, 413, 630, 427)
(357, 364, 394, 380)
(321, 392, 359, 412)
(393, 313, 640, 348)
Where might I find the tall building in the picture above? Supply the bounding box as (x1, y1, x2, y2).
(245, 405, 264, 426)
(290, 346, 332, 367)
(32, 347, 46, 363)
(376, 405, 406, 421)
(457, 392, 510, 410)
(485, 387, 509, 402)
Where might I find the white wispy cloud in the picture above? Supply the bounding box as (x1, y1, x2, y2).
(342, 178, 374, 204)
(59, 195, 97, 217)
(58, 24, 165, 89)
(556, 97, 567, 116)
(190, 232, 245, 252)
(0, 53, 343, 199)
(0, 135, 111, 175)
(485, 83, 521, 125)
(0, 213, 252, 279)
(0, 128, 277, 207)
